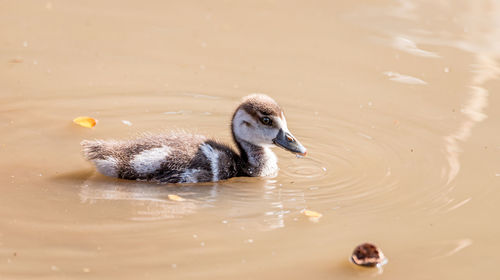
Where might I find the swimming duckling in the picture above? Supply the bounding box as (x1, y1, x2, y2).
(81, 94, 306, 183)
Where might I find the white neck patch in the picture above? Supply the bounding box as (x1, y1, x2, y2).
(200, 143, 220, 182)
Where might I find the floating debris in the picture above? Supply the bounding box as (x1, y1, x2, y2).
(121, 120, 132, 126)
(73, 116, 96, 128)
(168, 194, 185, 202)
(9, 58, 23, 63)
(301, 209, 322, 219)
(351, 243, 387, 267)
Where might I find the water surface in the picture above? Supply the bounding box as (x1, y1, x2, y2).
(1, 1, 500, 279)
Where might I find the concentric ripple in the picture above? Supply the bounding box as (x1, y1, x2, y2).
(275, 105, 454, 217)
(11, 90, 461, 230)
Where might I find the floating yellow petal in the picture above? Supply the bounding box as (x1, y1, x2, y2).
(301, 209, 322, 218)
(9, 58, 23, 63)
(73, 116, 96, 128)
(168, 194, 185, 202)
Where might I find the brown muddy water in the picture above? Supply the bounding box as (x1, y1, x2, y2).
(1, 1, 500, 279)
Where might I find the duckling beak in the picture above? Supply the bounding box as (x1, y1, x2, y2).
(272, 128, 307, 156)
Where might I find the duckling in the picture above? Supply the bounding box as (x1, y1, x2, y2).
(81, 94, 306, 183)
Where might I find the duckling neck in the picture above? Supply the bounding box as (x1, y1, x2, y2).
(235, 139, 278, 177)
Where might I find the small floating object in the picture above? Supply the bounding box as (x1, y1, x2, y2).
(295, 153, 306, 158)
(301, 209, 322, 219)
(9, 58, 23, 63)
(121, 120, 132, 126)
(351, 243, 387, 267)
(168, 194, 185, 202)
(73, 116, 96, 128)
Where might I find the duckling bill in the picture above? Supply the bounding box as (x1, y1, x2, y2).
(81, 94, 306, 183)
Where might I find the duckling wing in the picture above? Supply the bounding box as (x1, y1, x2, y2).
(81, 133, 240, 183)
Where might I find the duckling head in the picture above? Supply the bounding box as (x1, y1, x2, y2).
(232, 94, 307, 156)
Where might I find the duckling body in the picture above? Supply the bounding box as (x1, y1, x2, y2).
(81, 94, 306, 183)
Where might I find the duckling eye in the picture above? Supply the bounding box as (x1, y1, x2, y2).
(261, 117, 272, 126)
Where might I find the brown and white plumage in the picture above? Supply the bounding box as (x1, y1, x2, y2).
(81, 94, 306, 183)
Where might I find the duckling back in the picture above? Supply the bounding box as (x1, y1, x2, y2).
(81, 132, 241, 183)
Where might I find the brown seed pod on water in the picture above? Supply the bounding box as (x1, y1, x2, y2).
(351, 243, 386, 267)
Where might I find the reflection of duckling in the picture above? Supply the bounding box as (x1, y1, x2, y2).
(81, 94, 306, 183)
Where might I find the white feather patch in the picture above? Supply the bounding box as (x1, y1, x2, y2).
(200, 144, 220, 182)
(180, 169, 200, 183)
(233, 109, 276, 146)
(94, 156, 119, 177)
(130, 146, 171, 175)
(233, 109, 258, 142)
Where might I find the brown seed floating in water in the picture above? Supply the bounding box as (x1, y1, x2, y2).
(351, 243, 386, 267)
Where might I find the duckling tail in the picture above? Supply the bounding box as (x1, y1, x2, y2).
(81, 140, 120, 178)
(81, 140, 108, 160)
